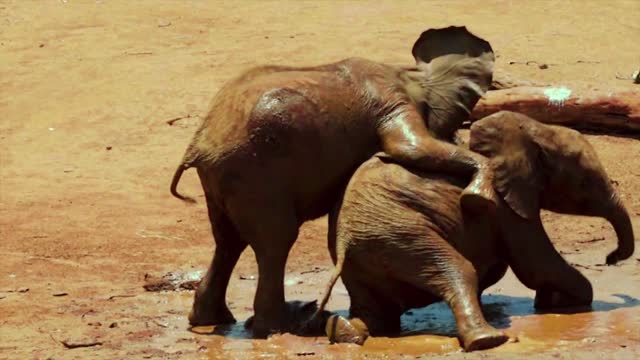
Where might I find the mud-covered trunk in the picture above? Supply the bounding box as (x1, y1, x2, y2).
(605, 201, 636, 265)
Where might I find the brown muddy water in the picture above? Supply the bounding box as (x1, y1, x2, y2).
(190, 271, 640, 359)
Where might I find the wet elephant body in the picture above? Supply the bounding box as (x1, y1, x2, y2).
(171, 27, 498, 336)
(314, 111, 635, 351)
(323, 156, 512, 351)
(330, 165, 506, 306)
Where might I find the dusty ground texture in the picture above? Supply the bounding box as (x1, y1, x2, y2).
(1, 1, 639, 359)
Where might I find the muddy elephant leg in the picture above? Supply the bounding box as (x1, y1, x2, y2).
(532, 256, 592, 309)
(378, 115, 498, 213)
(477, 263, 508, 305)
(345, 274, 402, 336)
(251, 243, 296, 337)
(534, 284, 593, 310)
(189, 200, 248, 326)
(500, 210, 593, 309)
(395, 239, 508, 352)
(431, 263, 508, 351)
(230, 199, 299, 338)
(325, 271, 399, 345)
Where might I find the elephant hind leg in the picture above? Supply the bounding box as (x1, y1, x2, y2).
(189, 198, 248, 326)
(394, 237, 509, 352)
(227, 196, 300, 338)
(341, 270, 402, 336)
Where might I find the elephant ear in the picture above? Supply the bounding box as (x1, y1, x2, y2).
(469, 112, 543, 219)
(411, 26, 495, 140)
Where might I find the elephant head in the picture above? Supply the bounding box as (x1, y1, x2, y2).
(407, 26, 495, 141)
(469, 111, 635, 265)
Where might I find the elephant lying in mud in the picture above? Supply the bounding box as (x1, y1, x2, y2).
(309, 111, 635, 351)
(170, 26, 499, 336)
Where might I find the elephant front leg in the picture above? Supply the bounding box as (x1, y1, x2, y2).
(393, 239, 509, 352)
(530, 255, 593, 310)
(534, 282, 593, 310)
(439, 261, 510, 351)
(378, 110, 498, 213)
(500, 212, 594, 310)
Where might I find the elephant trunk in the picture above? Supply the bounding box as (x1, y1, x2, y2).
(605, 196, 635, 265)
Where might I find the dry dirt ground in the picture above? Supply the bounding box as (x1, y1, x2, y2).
(1, 1, 639, 359)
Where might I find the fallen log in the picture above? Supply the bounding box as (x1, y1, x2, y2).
(472, 86, 640, 133)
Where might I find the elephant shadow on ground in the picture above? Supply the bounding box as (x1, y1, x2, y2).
(397, 293, 640, 338)
(191, 294, 639, 340)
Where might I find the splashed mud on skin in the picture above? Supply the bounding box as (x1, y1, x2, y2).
(543, 87, 572, 106)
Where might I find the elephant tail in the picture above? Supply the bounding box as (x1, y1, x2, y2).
(316, 263, 342, 315)
(310, 239, 347, 322)
(170, 143, 201, 204)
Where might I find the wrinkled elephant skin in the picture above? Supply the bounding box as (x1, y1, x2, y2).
(312, 112, 635, 351)
(170, 26, 497, 336)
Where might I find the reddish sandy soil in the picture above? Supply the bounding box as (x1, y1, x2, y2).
(1, 1, 639, 359)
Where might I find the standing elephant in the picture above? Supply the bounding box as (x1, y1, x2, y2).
(170, 27, 498, 336)
(310, 111, 635, 351)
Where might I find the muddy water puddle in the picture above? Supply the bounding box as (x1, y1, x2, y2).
(194, 294, 640, 359)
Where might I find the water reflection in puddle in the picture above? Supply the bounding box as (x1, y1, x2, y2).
(196, 294, 640, 359)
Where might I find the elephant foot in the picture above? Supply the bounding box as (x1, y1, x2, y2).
(246, 300, 320, 338)
(534, 289, 593, 310)
(460, 172, 498, 214)
(460, 328, 509, 352)
(326, 315, 369, 345)
(245, 315, 287, 338)
(298, 310, 333, 336)
(188, 303, 236, 327)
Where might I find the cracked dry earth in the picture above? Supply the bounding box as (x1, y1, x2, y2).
(1, 1, 639, 359)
